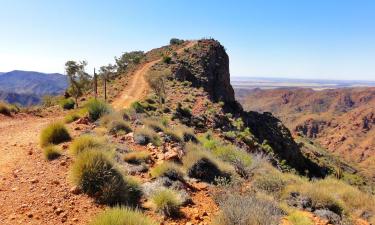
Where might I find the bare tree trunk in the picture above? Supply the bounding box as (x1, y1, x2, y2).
(94, 68, 97, 99)
(104, 77, 107, 102)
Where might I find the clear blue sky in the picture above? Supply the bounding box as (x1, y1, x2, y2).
(1, 0, 374, 80)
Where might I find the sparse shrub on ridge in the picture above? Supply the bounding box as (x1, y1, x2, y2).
(89, 207, 157, 225)
(107, 120, 132, 134)
(134, 127, 161, 146)
(40, 122, 71, 147)
(182, 149, 232, 183)
(287, 211, 314, 225)
(151, 189, 182, 217)
(123, 151, 150, 164)
(69, 150, 141, 205)
(69, 134, 107, 155)
(86, 98, 110, 121)
(64, 113, 80, 123)
(150, 162, 184, 181)
(0, 102, 11, 116)
(59, 98, 75, 110)
(170, 38, 184, 45)
(213, 193, 284, 225)
(43, 145, 61, 160)
(162, 55, 172, 64)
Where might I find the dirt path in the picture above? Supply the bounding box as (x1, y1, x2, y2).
(112, 41, 197, 109)
(0, 114, 101, 224)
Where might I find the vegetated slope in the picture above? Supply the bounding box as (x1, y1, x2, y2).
(236, 87, 375, 179)
(0, 70, 68, 105)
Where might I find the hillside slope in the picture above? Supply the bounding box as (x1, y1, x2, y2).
(236, 87, 375, 178)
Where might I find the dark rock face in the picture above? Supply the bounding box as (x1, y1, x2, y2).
(295, 119, 328, 138)
(174, 39, 240, 111)
(314, 209, 341, 225)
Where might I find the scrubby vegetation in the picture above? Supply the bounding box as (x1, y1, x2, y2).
(123, 151, 150, 164)
(43, 145, 61, 160)
(150, 162, 184, 181)
(89, 207, 156, 225)
(40, 122, 71, 147)
(286, 211, 314, 225)
(69, 150, 141, 205)
(59, 98, 75, 110)
(151, 189, 182, 217)
(107, 120, 132, 134)
(134, 127, 161, 146)
(69, 134, 107, 155)
(64, 112, 80, 123)
(0, 102, 11, 116)
(86, 98, 110, 121)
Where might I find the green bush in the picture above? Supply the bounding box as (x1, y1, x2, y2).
(43, 145, 61, 160)
(86, 99, 110, 121)
(69, 134, 107, 155)
(89, 207, 157, 225)
(131, 101, 146, 113)
(0, 102, 11, 116)
(143, 118, 165, 132)
(151, 189, 182, 217)
(59, 98, 75, 110)
(150, 162, 184, 181)
(134, 127, 161, 146)
(107, 120, 132, 134)
(69, 150, 141, 205)
(254, 173, 287, 195)
(40, 122, 71, 147)
(123, 151, 150, 164)
(162, 56, 172, 64)
(163, 128, 183, 143)
(64, 113, 80, 123)
(170, 38, 184, 45)
(182, 150, 232, 183)
(287, 211, 314, 225)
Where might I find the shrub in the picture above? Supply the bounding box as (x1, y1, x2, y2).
(69, 150, 141, 205)
(254, 172, 287, 195)
(0, 102, 11, 116)
(143, 118, 165, 132)
(86, 99, 110, 121)
(64, 113, 80, 123)
(100, 112, 122, 127)
(69, 135, 107, 155)
(134, 127, 161, 146)
(43, 145, 61, 160)
(287, 211, 314, 225)
(40, 122, 71, 147)
(181, 127, 198, 143)
(108, 120, 132, 134)
(213, 193, 283, 225)
(182, 150, 232, 183)
(150, 162, 184, 181)
(151, 189, 182, 217)
(162, 56, 172, 64)
(163, 128, 183, 143)
(59, 98, 75, 110)
(89, 207, 157, 225)
(170, 38, 184, 45)
(123, 151, 150, 164)
(131, 101, 146, 113)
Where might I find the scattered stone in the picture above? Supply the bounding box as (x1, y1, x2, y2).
(27, 212, 33, 218)
(60, 161, 67, 166)
(55, 208, 64, 215)
(30, 178, 39, 184)
(314, 209, 341, 225)
(72, 217, 79, 222)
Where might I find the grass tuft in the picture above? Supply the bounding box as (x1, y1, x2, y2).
(134, 127, 161, 146)
(89, 207, 157, 225)
(86, 98, 111, 121)
(43, 145, 61, 160)
(40, 122, 71, 147)
(150, 162, 184, 181)
(287, 211, 314, 225)
(69, 150, 141, 205)
(69, 134, 107, 156)
(123, 151, 150, 164)
(151, 189, 182, 217)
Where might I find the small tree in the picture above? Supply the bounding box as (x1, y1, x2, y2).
(65, 60, 90, 107)
(99, 64, 116, 101)
(146, 69, 171, 107)
(115, 51, 145, 74)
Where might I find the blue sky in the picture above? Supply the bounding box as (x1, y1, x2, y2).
(0, 0, 374, 80)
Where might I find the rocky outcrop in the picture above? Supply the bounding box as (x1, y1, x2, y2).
(173, 39, 327, 177)
(173, 39, 241, 111)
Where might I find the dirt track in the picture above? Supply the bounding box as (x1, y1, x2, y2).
(112, 41, 197, 109)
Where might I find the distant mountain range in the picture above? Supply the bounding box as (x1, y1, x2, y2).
(0, 70, 68, 106)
